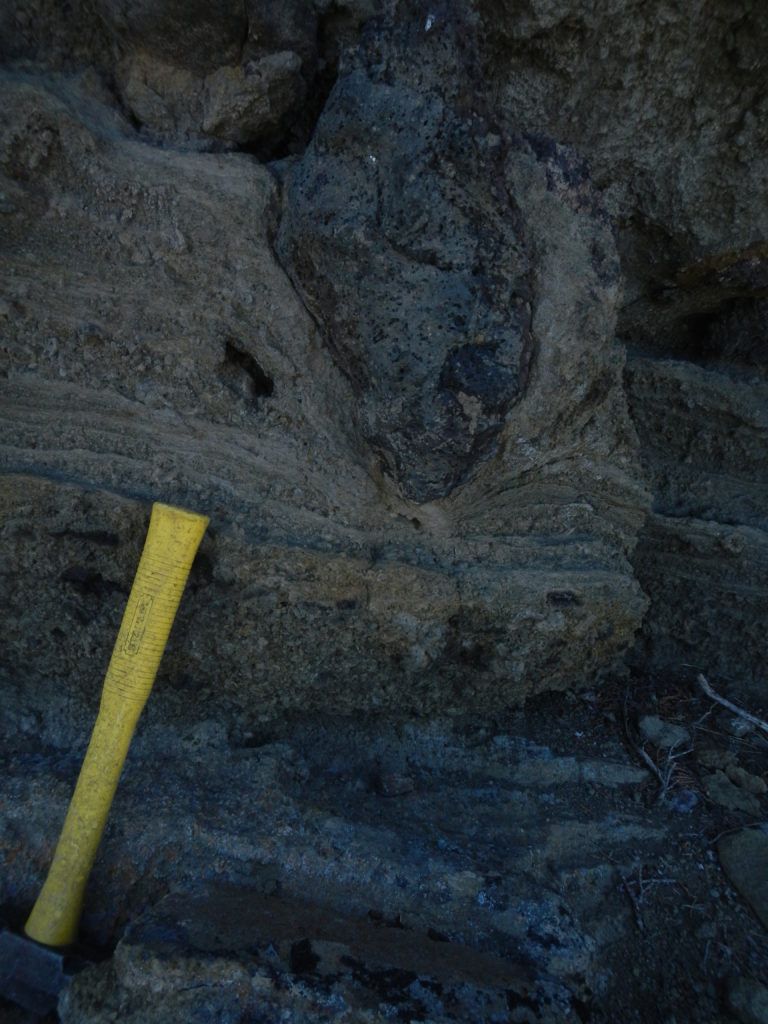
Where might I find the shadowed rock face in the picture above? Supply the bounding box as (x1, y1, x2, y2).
(0, 0, 763, 726)
(278, 13, 536, 501)
(1, 1, 767, 1019)
(0, 0, 648, 721)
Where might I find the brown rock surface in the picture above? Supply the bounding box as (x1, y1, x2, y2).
(480, 0, 768, 338)
(1, 1, 767, 1021)
(625, 356, 768, 695)
(0, 54, 648, 721)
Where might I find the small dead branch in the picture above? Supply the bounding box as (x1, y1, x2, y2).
(621, 872, 645, 933)
(619, 864, 677, 933)
(697, 674, 768, 739)
(622, 690, 692, 803)
(690, 704, 715, 732)
(623, 692, 665, 787)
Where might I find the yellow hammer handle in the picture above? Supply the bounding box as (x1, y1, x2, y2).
(24, 502, 209, 947)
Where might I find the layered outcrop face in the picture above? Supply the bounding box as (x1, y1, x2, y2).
(472, 0, 768, 695)
(0, 4, 649, 723)
(1, 2, 767, 1020)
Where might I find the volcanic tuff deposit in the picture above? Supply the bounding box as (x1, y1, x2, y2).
(0, 0, 767, 1021)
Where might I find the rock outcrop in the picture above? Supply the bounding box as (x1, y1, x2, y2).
(0, 4, 649, 726)
(475, 0, 768, 691)
(1, 0, 767, 1020)
(625, 356, 768, 695)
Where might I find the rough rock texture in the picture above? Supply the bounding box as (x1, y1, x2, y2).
(479, 0, 768, 334)
(476, 0, 768, 692)
(0, 34, 648, 720)
(728, 977, 768, 1024)
(114, 50, 307, 147)
(3, 689, 767, 1023)
(2, 0, 764, 711)
(625, 356, 768, 695)
(276, 10, 631, 504)
(1, 0, 768, 1021)
(0, 0, 387, 153)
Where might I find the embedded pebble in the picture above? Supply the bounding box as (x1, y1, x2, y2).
(695, 747, 736, 770)
(667, 788, 698, 813)
(726, 764, 767, 796)
(704, 771, 761, 814)
(725, 716, 756, 738)
(638, 715, 690, 749)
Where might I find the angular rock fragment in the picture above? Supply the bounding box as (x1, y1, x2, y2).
(718, 828, 768, 931)
(115, 49, 306, 145)
(706, 772, 761, 816)
(638, 715, 690, 750)
(726, 764, 768, 797)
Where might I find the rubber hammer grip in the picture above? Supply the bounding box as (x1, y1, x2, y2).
(24, 503, 209, 948)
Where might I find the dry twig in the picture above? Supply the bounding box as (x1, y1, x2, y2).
(623, 691, 665, 783)
(622, 690, 693, 803)
(697, 674, 768, 738)
(620, 873, 645, 933)
(619, 865, 677, 933)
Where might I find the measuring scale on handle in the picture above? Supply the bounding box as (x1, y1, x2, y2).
(24, 502, 209, 948)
